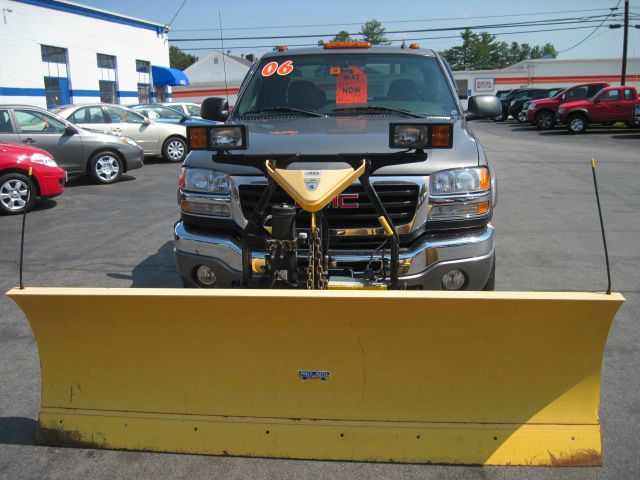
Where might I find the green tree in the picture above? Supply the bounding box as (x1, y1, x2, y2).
(169, 46, 198, 70)
(361, 19, 389, 45)
(441, 31, 557, 70)
(332, 30, 353, 42)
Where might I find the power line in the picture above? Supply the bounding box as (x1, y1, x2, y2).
(170, 15, 614, 42)
(171, 8, 614, 32)
(167, 0, 188, 27)
(558, 1, 622, 53)
(179, 24, 606, 52)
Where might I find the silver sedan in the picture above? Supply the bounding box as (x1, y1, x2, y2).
(55, 104, 189, 163)
(0, 104, 144, 184)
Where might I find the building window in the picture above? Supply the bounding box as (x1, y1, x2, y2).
(455, 79, 468, 99)
(138, 84, 151, 104)
(136, 60, 151, 103)
(41, 45, 70, 108)
(97, 54, 118, 104)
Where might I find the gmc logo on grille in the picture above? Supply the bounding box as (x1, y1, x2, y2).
(329, 193, 359, 209)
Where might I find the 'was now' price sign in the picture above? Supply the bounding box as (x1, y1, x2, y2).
(336, 67, 367, 104)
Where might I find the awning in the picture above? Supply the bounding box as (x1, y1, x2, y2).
(152, 66, 190, 86)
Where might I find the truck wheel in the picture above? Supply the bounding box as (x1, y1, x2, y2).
(0, 173, 37, 215)
(567, 115, 587, 134)
(483, 259, 495, 291)
(536, 111, 555, 130)
(162, 136, 187, 163)
(89, 151, 123, 184)
(515, 108, 526, 123)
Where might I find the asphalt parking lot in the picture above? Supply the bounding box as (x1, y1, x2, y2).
(1, 120, 639, 479)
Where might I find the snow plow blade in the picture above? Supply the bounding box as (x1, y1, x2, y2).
(7, 287, 623, 466)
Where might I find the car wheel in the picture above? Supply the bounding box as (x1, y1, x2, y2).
(89, 151, 123, 184)
(162, 137, 187, 163)
(536, 111, 555, 130)
(568, 115, 587, 134)
(515, 109, 527, 123)
(0, 173, 36, 215)
(492, 112, 504, 122)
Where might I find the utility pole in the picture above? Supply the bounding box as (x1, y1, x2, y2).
(621, 0, 629, 85)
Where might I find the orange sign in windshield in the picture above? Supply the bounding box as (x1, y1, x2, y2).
(336, 66, 367, 104)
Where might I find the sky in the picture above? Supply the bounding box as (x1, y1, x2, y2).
(74, 0, 640, 62)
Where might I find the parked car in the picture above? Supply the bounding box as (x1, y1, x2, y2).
(495, 89, 513, 100)
(519, 88, 565, 123)
(505, 88, 550, 123)
(55, 104, 190, 163)
(0, 105, 143, 184)
(494, 88, 542, 121)
(526, 83, 610, 130)
(633, 104, 640, 127)
(556, 86, 639, 134)
(161, 102, 202, 118)
(130, 104, 217, 126)
(0, 141, 65, 214)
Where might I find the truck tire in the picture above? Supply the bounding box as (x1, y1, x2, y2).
(535, 111, 555, 130)
(567, 114, 587, 134)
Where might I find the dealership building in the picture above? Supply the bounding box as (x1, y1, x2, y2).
(0, 0, 188, 108)
(453, 57, 640, 105)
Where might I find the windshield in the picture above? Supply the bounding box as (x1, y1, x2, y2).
(234, 53, 458, 118)
(134, 105, 185, 120)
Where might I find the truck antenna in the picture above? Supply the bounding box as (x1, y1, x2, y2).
(591, 159, 612, 294)
(19, 167, 33, 289)
(218, 12, 230, 107)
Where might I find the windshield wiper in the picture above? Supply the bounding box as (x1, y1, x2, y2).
(243, 107, 325, 117)
(330, 106, 425, 118)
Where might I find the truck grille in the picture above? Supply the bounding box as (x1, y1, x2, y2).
(239, 183, 419, 248)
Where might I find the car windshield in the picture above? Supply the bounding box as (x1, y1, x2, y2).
(234, 53, 458, 118)
(135, 105, 185, 120)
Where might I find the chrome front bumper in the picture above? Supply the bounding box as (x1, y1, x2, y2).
(174, 221, 495, 290)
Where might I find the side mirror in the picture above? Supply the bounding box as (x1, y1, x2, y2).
(143, 118, 152, 125)
(201, 97, 229, 122)
(465, 95, 502, 121)
(180, 115, 188, 123)
(64, 125, 78, 135)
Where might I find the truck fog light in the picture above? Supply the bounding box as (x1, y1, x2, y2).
(196, 265, 216, 286)
(442, 269, 466, 290)
(181, 200, 231, 217)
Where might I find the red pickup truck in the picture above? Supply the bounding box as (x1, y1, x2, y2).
(556, 86, 640, 134)
(526, 82, 609, 130)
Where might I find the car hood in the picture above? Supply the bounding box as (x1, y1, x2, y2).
(558, 100, 593, 110)
(187, 116, 479, 176)
(0, 141, 50, 156)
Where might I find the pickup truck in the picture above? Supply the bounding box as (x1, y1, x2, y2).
(526, 82, 609, 130)
(174, 43, 501, 290)
(556, 86, 639, 134)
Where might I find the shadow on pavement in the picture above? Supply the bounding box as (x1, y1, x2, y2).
(0, 417, 37, 446)
(65, 174, 136, 188)
(107, 241, 181, 288)
(612, 133, 640, 140)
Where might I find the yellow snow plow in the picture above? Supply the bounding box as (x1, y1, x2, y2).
(7, 287, 623, 465)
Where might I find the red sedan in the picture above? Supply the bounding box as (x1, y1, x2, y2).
(0, 142, 66, 214)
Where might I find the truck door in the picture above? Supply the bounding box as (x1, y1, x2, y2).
(593, 89, 622, 122)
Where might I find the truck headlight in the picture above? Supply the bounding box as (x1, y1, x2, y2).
(188, 125, 248, 150)
(429, 167, 491, 220)
(430, 167, 489, 195)
(389, 123, 452, 149)
(558, 107, 566, 114)
(180, 168, 230, 195)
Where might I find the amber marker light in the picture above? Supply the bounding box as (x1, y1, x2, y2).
(324, 41, 372, 49)
(479, 167, 490, 191)
(276, 45, 288, 52)
(188, 127, 207, 150)
(431, 124, 452, 148)
(476, 201, 490, 215)
(409, 43, 421, 49)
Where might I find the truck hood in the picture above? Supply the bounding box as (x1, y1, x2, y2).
(559, 100, 592, 110)
(186, 116, 480, 176)
(531, 98, 559, 107)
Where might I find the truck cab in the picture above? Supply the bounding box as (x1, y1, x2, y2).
(174, 43, 500, 290)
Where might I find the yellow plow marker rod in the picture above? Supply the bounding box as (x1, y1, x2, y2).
(7, 288, 624, 466)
